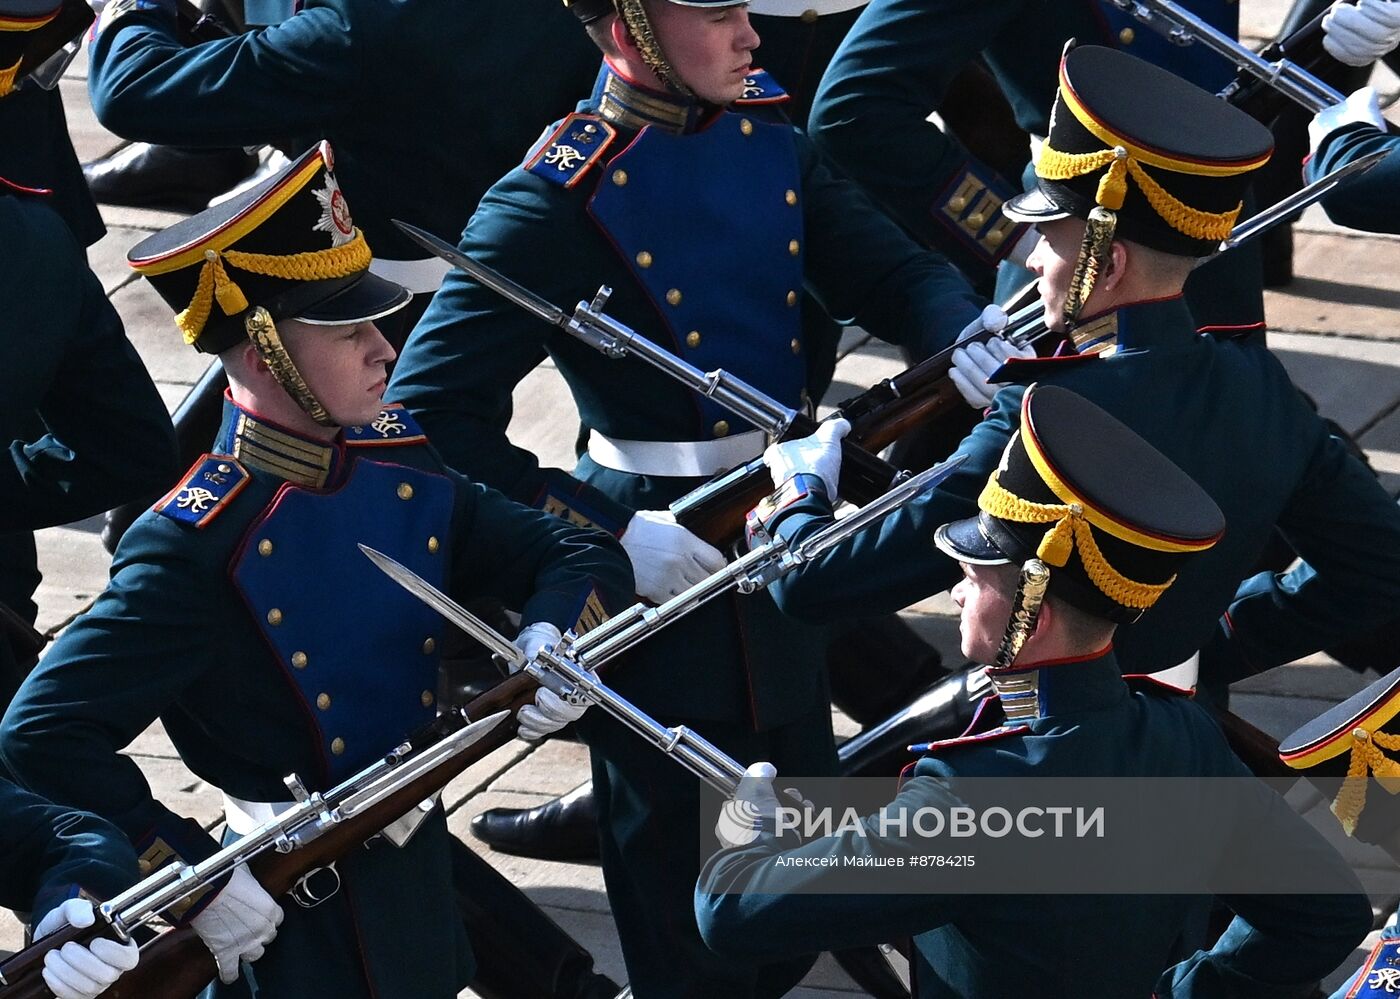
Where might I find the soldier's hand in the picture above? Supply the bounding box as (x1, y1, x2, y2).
(1324, 0, 1400, 66)
(191, 864, 284, 984)
(620, 510, 727, 603)
(512, 621, 562, 665)
(950, 337, 1034, 409)
(34, 898, 140, 999)
(517, 679, 593, 741)
(715, 762, 781, 848)
(1310, 86, 1387, 154)
(762, 417, 851, 497)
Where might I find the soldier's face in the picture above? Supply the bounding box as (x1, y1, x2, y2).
(1026, 217, 1086, 333)
(649, 2, 761, 105)
(951, 561, 1018, 664)
(280, 319, 398, 426)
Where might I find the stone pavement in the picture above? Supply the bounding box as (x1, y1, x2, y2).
(7, 1, 1400, 994)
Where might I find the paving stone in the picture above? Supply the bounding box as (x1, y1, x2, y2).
(59, 77, 121, 165)
(88, 225, 160, 296)
(1230, 691, 1341, 741)
(1234, 660, 1374, 701)
(1267, 331, 1400, 437)
(508, 359, 583, 473)
(32, 522, 108, 634)
(439, 737, 534, 814)
(110, 279, 213, 387)
(485, 737, 591, 796)
(1267, 234, 1400, 346)
(98, 202, 190, 233)
(128, 754, 224, 828)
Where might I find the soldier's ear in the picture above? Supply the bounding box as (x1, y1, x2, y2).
(1098, 240, 1131, 295)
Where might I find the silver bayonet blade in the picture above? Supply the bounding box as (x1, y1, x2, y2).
(1221, 149, 1389, 252)
(359, 544, 526, 669)
(390, 219, 568, 328)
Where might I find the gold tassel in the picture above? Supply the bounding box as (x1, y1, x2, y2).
(1036, 515, 1076, 567)
(1330, 729, 1400, 836)
(206, 251, 250, 316)
(1095, 149, 1130, 211)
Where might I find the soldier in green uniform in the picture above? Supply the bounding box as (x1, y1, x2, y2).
(696, 384, 1373, 998)
(809, 0, 1265, 325)
(0, 777, 143, 999)
(0, 142, 635, 999)
(753, 45, 1400, 706)
(0, 0, 178, 709)
(386, 0, 986, 992)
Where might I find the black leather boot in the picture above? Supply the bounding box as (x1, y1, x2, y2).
(452, 838, 619, 999)
(826, 615, 953, 728)
(83, 143, 259, 213)
(837, 666, 989, 779)
(470, 780, 601, 862)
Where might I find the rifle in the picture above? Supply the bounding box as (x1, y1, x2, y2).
(0, 461, 953, 998)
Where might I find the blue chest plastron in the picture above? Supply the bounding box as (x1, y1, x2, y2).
(587, 112, 806, 437)
(1094, 0, 1239, 93)
(232, 459, 452, 785)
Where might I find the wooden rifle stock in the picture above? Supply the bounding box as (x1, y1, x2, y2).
(0, 675, 540, 999)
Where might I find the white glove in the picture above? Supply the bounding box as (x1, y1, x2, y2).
(190, 865, 283, 985)
(761, 418, 851, 497)
(1309, 85, 1387, 153)
(949, 337, 1036, 408)
(1005, 227, 1041, 268)
(33, 899, 140, 999)
(1324, 0, 1400, 65)
(512, 621, 561, 665)
(509, 621, 590, 740)
(620, 509, 727, 603)
(714, 762, 781, 848)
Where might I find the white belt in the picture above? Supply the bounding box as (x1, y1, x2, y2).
(748, 0, 870, 16)
(223, 791, 441, 847)
(587, 429, 765, 478)
(369, 256, 452, 295)
(1147, 652, 1199, 691)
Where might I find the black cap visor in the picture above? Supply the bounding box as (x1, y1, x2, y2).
(934, 516, 1012, 566)
(293, 271, 411, 327)
(1003, 184, 1075, 225)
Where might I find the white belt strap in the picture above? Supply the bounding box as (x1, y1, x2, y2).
(1147, 652, 1199, 691)
(369, 255, 453, 295)
(748, 0, 871, 15)
(223, 791, 441, 847)
(587, 429, 765, 478)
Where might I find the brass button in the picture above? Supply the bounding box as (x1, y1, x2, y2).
(985, 229, 1006, 247)
(666, 288, 682, 306)
(292, 651, 308, 669)
(966, 212, 986, 228)
(785, 189, 797, 206)
(316, 693, 331, 711)
(427, 536, 440, 554)
(786, 291, 798, 307)
(800, 7, 818, 22)
(397, 482, 414, 500)
(258, 539, 273, 557)
(740, 118, 754, 136)
(788, 240, 800, 257)
(422, 637, 437, 655)
(1119, 27, 1134, 44)
(790, 338, 801, 355)
(948, 195, 968, 213)
(217, 463, 232, 474)
(636, 251, 653, 268)
(713, 420, 730, 438)
(267, 608, 283, 626)
(686, 330, 702, 348)
(330, 737, 346, 756)
(1355, 727, 1371, 741)
(138, 858, 153, 875)
(612, 169, 628, 186)
(421, 690, 435, 708)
